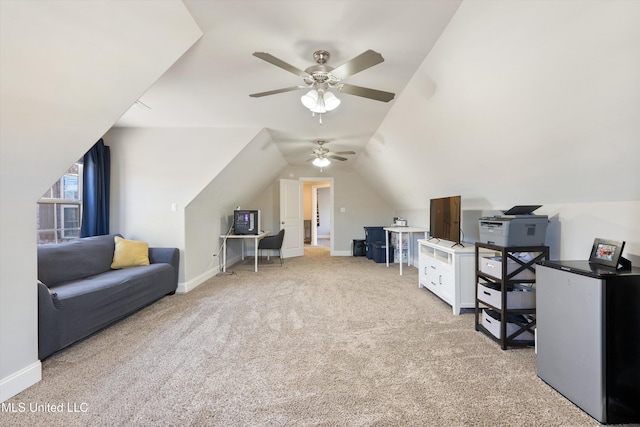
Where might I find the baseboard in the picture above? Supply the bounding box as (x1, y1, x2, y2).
(178, 266, 218, 294)
(331, 250, 352, 256)
(177, 253, 242, 293)
(0, 360, 41, 403)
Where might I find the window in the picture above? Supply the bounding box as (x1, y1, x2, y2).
(37, 161, 83, 244)
(62, 174, 78, 199)
(61, 204, 80, 238)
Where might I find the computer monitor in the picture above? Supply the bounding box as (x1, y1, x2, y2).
(233, 210, 261, 235)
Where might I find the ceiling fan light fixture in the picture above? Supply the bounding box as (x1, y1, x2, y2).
(323, 91, 340, 111)
(311, 93, 327, 114)
(312, 157, 331, 168)
(301, 90, 318, 109)
(301, 89, 340, 115)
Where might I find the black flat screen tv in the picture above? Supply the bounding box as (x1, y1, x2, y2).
(429, 195, 461, 243)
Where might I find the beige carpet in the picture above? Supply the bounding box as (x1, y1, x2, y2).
(4, 248, 600, 426)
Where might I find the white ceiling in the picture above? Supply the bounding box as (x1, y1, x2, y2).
(115, 0, 462, 168)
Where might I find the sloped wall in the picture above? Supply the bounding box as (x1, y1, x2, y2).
(355, 0, 640, 259)
(184, 129, 288, 290)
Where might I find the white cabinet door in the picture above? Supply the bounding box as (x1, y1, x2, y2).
(438, 262, 454, 303)
(418, 254, 428, 288)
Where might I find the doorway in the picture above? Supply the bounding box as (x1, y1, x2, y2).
(301, 178, 333, 253)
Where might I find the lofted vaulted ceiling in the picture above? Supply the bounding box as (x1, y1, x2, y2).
(115, 0, 462, 168)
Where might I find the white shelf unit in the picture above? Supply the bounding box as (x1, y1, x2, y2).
(418, 239, 483, 315)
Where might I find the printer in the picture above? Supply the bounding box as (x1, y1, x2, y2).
(479, 205, 548, 246)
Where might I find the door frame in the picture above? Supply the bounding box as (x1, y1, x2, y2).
(301, 177, 334, 254)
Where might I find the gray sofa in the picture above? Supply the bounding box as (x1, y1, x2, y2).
(37, 234, 179, 359)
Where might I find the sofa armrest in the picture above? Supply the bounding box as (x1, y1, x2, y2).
(149, 247, 180, 288)
(148, 247, 179, 267)
(38, 281, 61, 360)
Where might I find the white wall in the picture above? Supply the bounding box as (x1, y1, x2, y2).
(0, 0, 201, 402)
(357, 0, 640, 261)
(317, 187, 331, 238)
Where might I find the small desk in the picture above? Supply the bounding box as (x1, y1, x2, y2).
(384, 226, 429, 275)
(221, 231, 270, 273)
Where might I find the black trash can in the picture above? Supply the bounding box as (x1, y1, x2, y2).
(353, 239, 366, 256)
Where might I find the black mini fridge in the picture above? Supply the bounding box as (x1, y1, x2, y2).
(536, 260, 640, 424)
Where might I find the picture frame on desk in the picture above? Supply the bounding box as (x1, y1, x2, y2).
(588, 238, 625, 268)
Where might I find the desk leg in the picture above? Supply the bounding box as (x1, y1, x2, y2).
(222, 239, 227, 272)
(399, 231, 403, 275)
(385, 231, 389, 267)
(407, 232, 412, 267)
(241, 240, 245, 261)
(254, 237, 259, 272)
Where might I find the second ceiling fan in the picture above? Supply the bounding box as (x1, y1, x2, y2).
(308, 140, 355, 170)
(250, 49, 395, 120)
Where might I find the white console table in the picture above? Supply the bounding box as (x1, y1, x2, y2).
(418, 239, 483, 315)
(384, 226, 428, 275)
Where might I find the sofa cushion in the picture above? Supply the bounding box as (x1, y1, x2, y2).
(49, 264, 173, 299)
(111, 236, 150, 269)
(38, 234, 118, 286)
(45, 264, 176, 353)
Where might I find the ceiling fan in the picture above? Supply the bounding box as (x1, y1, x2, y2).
(250, 49, 395, 120)
(308, 140, 356, 170)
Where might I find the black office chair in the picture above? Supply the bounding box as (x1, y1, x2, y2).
(258, 229, 285, 266)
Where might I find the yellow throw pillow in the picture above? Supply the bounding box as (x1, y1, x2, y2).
(111, 236, 150, 269)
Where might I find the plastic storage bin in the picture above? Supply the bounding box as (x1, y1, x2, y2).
(364, 226, 387, 260)
(482, 309, 534, 341)
(394, 248, 407, 263)
(372, 242, 393, 263)
(477, 282, 536, 310)
(479, 255, 536, 280)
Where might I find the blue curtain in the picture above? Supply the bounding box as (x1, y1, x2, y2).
(80, 139, 110, 237)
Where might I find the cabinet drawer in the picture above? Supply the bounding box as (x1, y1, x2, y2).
(423, 258, 438, 279)
(477, 282, 536, 310)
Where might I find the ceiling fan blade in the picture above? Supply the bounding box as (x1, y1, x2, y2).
(330, 50, 385, 79)
(249, 86, 306, 97)
(253, 52, 309, 77)
(339, 83, 395, 102)
(333, 150, 356, 155)
(328, 155, 348, 161)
